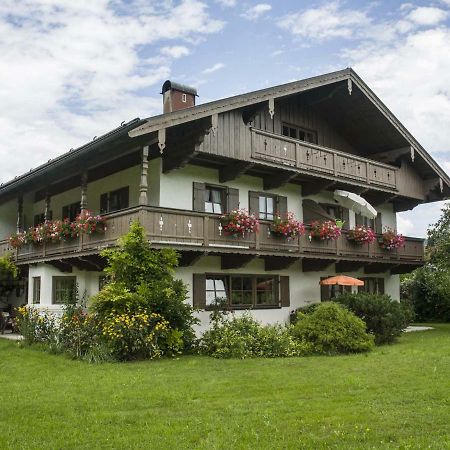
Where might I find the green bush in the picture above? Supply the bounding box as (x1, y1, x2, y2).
(290, 302, 374, 355)
(401, 265, 450, 322)
(289, 303, 320, 324)
(335, 293, 414, 345)
(15, 306, 57, 345)
(199, 312, 308, 359)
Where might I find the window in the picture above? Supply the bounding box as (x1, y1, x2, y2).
(33, 211, 52, 226)
(181, 93, 187, 103)
(204, 186, 224, 214)
(205, 274, 278, 308)
(32, 277, 41, 304)
(52, 276, 76, 304)
(259, 195, 275, 220)
(359, 278, 385, 295)
(62, 202, 81, 221)
(320, 277, 352, 301)
(282, 123, 317, 144)
(100, 186, 129, 214)
(205, 275, 227, 306)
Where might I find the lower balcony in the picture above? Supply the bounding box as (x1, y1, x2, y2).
(0, 206, 424, 274)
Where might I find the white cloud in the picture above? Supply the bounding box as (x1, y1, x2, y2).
(216, 0, 236, 6)
(0, 0, 224, 183)
(397, 215, 415, 235)
(202, 62, 225, 74)
(406, 6, 448, 25)
(278, 1, 370, 40)
(242, 3, 272, 21)
(160, 45, 190, 59)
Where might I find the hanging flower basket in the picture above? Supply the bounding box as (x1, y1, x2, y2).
(347, 226, 376, 245)
(379, 228, 405, 250)
(73, 210, 106, 236)
(219, 209, 259, 238)
(309, 220, 342, 241)
(270, 212, 305, 240)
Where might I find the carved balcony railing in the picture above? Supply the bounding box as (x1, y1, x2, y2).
(251, 128, 398, 190)
(0, 206, 424, 266)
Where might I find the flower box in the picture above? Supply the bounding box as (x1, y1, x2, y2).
(219, 209, 259, 238)
(379, 228, 405, 250)
(309, 220, 342, 241)
(347, 226, 376, 245)
(270, 212, 305, 240)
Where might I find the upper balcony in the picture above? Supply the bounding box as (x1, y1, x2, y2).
(0, 206, 424, 274)
(250, 128, 398, 191)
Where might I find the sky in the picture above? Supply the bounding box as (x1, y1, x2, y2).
(0, 0, 449, 237)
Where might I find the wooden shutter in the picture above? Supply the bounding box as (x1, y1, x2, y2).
(226, 188, 239, 212)
(249, 191, 260, 217)
(100, 194, 108, 214)
(192, 273, 206, 309)
(375, 212, 382, 234)
(192, 182, 205, 212)
(280, 276, 290, 307)
(276, 195, 288, 217)
(303, 199, 333, 223)
(342, 207, 350, 230)
(377, 278, 385, 295)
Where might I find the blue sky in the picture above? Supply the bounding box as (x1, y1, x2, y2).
(0, 0, 449, 237)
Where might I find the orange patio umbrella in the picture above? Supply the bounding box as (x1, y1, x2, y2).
(319, 275, 364, 286)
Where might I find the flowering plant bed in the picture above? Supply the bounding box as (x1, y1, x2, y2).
(347, 226, 376, 245)
(270, 212, 305, 239)
(220, 209, 259, 237)
(8, 211, 106, 249)
(379, 228, 405, 250)
(309, 220, 342, 241)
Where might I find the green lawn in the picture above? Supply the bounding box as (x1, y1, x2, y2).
(1, 325, 449, 449)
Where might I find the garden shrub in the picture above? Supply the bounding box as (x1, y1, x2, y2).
(335, 293, 414, 345)
(401, 265, 450, 322)
(290, 302, 374, 355)
(289, 303, 320, 325)
(199, 312, 309, 359)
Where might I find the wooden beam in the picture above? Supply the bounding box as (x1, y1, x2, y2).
(263, 171, 297, 190)
(364, 192, 397, 207)
(364, 263, 392, 274)
(393, 198, 422, 212)
(179, 251, 203, 267)
(219, 161, 253, 183)
(335, 260, 364, 273)
(302, 181, 336, 197)
(302, 258, 334, 272)
(264, 256, 297, 271)
(390, 264, 422, 275)
(46, 260, 73, 273)
(221, 254, 255, 270)
(162, 148, 199, 173)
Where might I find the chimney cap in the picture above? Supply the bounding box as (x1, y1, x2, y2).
(162, 80, 198, 97)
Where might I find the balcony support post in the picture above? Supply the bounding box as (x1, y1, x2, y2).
(80, 171, 88, 214)
(16, 195, 23, 233)
(139, 145, 149, 206)
(44, 192, 51, 221)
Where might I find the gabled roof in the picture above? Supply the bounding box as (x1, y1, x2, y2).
(129, 68, 450, 191)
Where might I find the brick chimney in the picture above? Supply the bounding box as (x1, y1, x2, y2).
(162, 80, 197, 113)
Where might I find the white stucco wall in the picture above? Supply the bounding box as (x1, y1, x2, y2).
(28, 263, 103, 312)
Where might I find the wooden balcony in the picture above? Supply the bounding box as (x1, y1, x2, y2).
(251, 128, 398, 191)
(0, 207, 424, 272)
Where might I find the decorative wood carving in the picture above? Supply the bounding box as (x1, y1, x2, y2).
(347, 78, 352, 95)
(44, 193, 51, 221)
(139, 145, 149, 206)
(16, 195, 23, 233)
(211, 113, 218, 136)
(268, 98, 275, 119)
(158, 128, 166, 154)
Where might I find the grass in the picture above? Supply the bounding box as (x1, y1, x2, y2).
(1, 325, 449, 449)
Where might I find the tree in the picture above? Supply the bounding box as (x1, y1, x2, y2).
(0, 254, 19, 305)
(91, 222, 198, 348)
(427, 202, 450, 268)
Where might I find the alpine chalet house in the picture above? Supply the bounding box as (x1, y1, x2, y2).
(0, 69, 449, 331)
